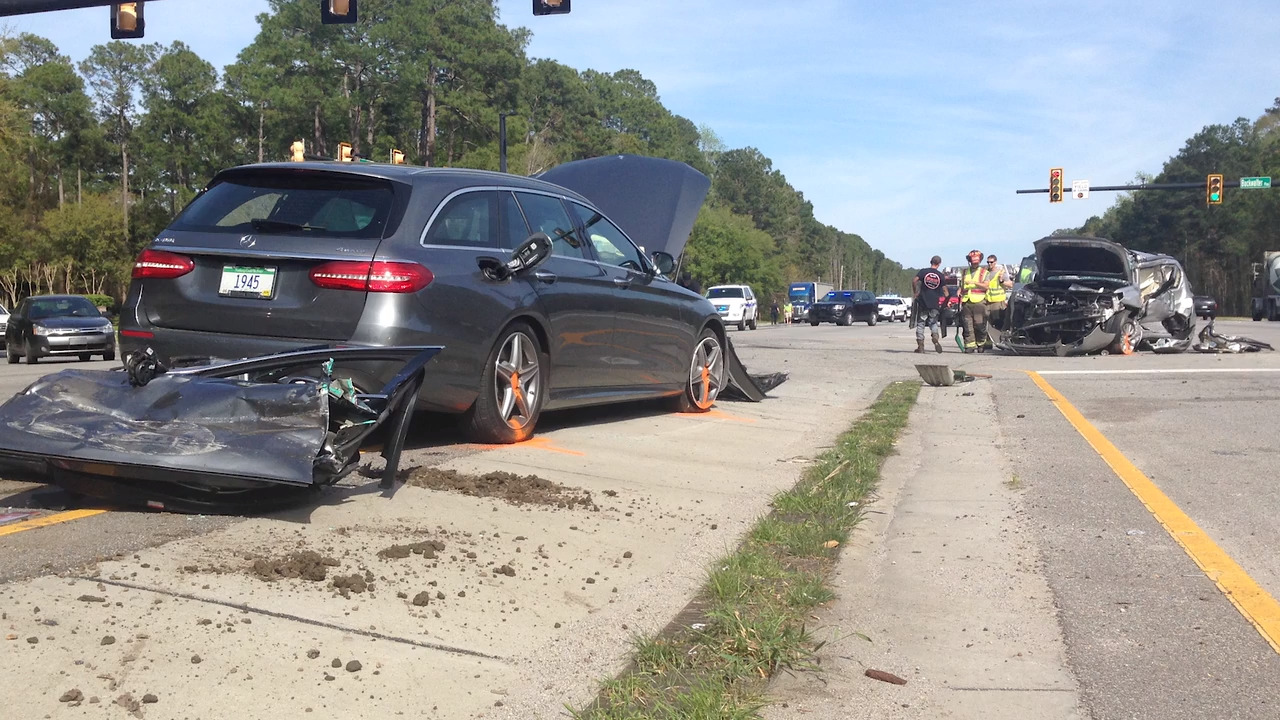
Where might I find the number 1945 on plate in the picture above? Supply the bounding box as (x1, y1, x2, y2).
(219, 266, 277, 299)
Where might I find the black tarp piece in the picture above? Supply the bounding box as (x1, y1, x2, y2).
(721, 337, 788, 402)
(536, 155, 711, 259)
(0, 346, 441, 513)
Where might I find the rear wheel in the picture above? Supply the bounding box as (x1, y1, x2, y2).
(867, 312, 878, 326)
(463, 322, 546, 444)
(668, 328, 724, 413)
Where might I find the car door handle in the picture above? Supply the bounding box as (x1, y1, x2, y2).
(612, 277, 632, 289)
(534, 271, 557, 284)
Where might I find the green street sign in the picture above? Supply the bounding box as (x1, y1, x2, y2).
(1240, 176, 1272, 189)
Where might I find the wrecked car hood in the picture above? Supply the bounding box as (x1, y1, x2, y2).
(1034, 237, 1132, 283)
(536, 154, 710, 259)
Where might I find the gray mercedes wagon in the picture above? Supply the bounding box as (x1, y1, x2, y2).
(119, 155, 726, 443)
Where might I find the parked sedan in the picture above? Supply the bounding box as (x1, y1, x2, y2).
(119, 155, 727, 444)
(1194, 294, 1218, 319)
(808, 290, 879, 326)
(5, 295, 117, 364)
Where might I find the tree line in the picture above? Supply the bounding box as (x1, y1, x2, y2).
(1067, 100, 1280, 316)
(0, 0, 918, 310)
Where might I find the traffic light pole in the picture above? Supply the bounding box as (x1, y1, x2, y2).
(1016, 179, 1242, 195)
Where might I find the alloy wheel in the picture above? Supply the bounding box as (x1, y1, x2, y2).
(493, 331, 541, 431)
(687, 335, 725, 410)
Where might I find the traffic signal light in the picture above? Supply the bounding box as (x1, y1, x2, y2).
(337, 142, 353, 162)
(1049, 167, 1064, 203)
(110, 2, 144, 39)
(390, 149, 405, 164)
(533, 0, 570, 15)
(1207, 173, 1223, 205)
(321, 0, 357, 24)
(290, 140, 306, 162)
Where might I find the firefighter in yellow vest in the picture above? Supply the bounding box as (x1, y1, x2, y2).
(984, 254, 1014, 343)
(959, 249, 991, 352)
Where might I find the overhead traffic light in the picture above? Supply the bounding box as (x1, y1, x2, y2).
(321, 0, 357, 24)
(390, 149, 405, 164)
(1207, 173, 1223, 205)
(533, 0, 570, 15)
(1049, 167, 1064, 203)
(110, 2, 144, 39)
(290, 140, 306, 162)
(337, 142, 353, 163)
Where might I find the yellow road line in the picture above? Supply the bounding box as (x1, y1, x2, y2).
(1027, 371, 1280, 654)
(0, 509, 107, 538)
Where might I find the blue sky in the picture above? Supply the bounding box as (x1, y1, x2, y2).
(5, 0, 1280, 269)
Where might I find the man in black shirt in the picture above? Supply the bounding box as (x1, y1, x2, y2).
(912, 255, 946, 353)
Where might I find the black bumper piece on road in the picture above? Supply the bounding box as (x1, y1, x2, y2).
(0, 346, 441, 513)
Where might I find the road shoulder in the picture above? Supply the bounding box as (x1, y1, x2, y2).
(765, 378, 1085, 719)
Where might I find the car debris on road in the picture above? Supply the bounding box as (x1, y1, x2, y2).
(1191, 320, 1275, 353)
(0, 346, 441, 513)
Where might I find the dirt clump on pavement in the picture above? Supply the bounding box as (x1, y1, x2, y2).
(331, 573, 372, 597)
(406, 468, 598, 510)
(249, 550, 340, 582)
(378, 540, 445, 559)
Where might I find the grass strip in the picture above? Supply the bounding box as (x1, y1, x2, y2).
(572, 380, 921, 719)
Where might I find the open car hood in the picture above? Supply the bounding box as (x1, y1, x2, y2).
(1034, 237, 1132, 282)
(537, 155, 710, 258)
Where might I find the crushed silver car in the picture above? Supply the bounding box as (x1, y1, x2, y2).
(996, 236, 1195, 356)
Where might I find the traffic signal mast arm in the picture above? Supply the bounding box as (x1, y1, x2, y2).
(1017, 179, 1244, 194)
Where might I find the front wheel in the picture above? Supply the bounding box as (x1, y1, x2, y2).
(668, 328, 724, 413)
(104, 350, 116, 362)
(462, 322, 546, 444)
(810, 320, 819, 326)
(24, 340, 38, 364)
(6, 346, 17, 364)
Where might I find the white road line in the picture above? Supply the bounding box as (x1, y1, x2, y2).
(1034, 368, 1280, 376)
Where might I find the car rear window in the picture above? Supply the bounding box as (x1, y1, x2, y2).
(707, 287, 744, 299)
(169, 172, 396, 239)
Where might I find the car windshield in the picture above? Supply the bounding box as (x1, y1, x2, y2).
(707, 287, 744, 299)
(29, 297, 100, 320)
(169, 172, 395, 239)
(823, 291, 855, 301)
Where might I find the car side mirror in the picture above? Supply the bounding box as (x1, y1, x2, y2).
(477, 232, 553, 281)
(651, 251, 676, 276)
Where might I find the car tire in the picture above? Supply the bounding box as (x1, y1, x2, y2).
(838, 312, 851, 326)
(867, 312, 878, 327)
(24, 340, 38, 364)
(737, 318, 746, 331)
(104, 350, 116, 362)
(79, 353, 91, 362)
(1108, 318, 1140, 355)
(462, 322, 546, 444)
(749, 314, 757, 330)
(6, 345, 16, 364)
(810, 320, 819, 326)
(668, 327, 724, 414)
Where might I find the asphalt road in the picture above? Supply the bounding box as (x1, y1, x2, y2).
(2, 318, 1280, 718)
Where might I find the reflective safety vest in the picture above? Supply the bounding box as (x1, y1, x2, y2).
(987, 267, 1008, 303)
(961, 267, 990, 303)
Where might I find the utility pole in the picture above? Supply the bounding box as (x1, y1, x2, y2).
(499, 112, 514, 173)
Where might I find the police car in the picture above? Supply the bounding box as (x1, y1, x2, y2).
(706, 284, 759, 330)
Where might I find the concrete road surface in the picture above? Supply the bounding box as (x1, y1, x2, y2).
(2, 319, 1280, 719)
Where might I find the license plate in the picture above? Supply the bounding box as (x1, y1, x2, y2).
(219, 266, 277, 299)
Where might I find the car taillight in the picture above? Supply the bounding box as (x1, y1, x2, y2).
(309, 261, 433, 293)
(133, 249, 195, 279)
